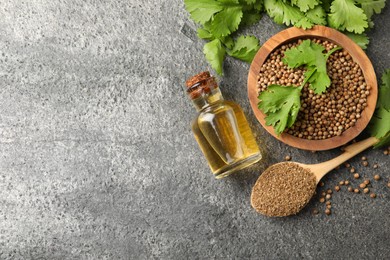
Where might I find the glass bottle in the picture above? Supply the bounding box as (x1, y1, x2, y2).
(186, 71, 262, 179)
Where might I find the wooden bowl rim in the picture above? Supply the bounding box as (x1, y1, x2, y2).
(247, 25, 378, 151)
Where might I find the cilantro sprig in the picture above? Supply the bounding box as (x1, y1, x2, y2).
(184, 0, 387, 75)
(257, 40, 341, 135)
(369, 69, 390, 148)
(184, 0, 262, 75)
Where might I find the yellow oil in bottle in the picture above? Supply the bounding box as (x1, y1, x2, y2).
(186, 72, 261, 179)
(192, 100, 261, 178)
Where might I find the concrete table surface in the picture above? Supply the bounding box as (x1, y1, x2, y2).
(0, 0, 389, 259)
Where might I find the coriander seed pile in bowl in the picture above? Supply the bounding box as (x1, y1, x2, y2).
(248, 26, 378, 151)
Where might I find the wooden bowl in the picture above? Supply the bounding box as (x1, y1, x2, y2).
(248, 25, 377, 151)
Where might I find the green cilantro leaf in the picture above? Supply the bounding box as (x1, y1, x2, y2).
(283, 39, 341, 94)
(242, 0, 257, 4)
(291, 0, 320, 12)
(322, 0, 333, 11)
(210, 6, 243, 38)
(356, 0, 386, 27)
(203, 39, 226, 75)
(241, 11, 262, 26)
(345, 32, 370, 49)
(328, 0, 368, 34)
(258, 85, 302, 135)
(197, 28, 214, 40)
(370, 107, 390, 148)
(227, 35, 261, 62)
(369, 69, 390, 148)
(378, 69, 390, 110)
(254, 0, 264, 10)
(184, 0, 223, 24)
(304, 6, 327, 25)
(264, 0, 305, 26)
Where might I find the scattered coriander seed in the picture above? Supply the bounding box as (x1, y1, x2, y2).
(326, 201, 331, 206)
(345, 163, 351, 168)
(321, 191, 326, 196)
(350, 168, 356, 173)
(326, 194, 331, 200)
(384, 150, 389, 155)
(373, 164, 378, 169)
(319, 197, 325, 203)
(285, 155, 291, 161)
(363, 179, 370, 185)
(345, 180, 350, 185)
(312, 208, 319, 215)
(370, 193, 376, 198)
(388, 182, 390, 188)
(335, 186, 340, 192)
(339, 181, 345, 186)
(359, 183, 367, 189)
(325, 209, 331, 215)
(354, 173, 360, 179)
(361, 156, 367, 161)
(326, 205, 332, 209)
(362, 161, 368, 167)
(363, 188, 369, 194)
(327, 189, 333, 194)
(319, 182, 325, 187)
(354, 188, 360, 193)
(348, 187, 353, 192)
(374, 175, 381, 181)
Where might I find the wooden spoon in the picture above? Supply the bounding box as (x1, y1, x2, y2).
(296, 137, 379, 184)
(251, 137, 379, 217)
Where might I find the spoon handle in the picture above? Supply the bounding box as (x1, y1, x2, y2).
(312, 137, 379, 182)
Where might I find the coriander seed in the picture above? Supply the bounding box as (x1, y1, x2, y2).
(325, 209, 331, 215)
(326, 205, 332, 209)
(364, 179, 370, 185)
(319, 197, 325, 203)
(354, 173, 360, 179)
(350, 168, 356, 173)
(327, 189, 333, 194)
(285, 155, 291, 161)
(363, 188, 369, 194)
(348, 187, 353, 192)
(326, 201, 331, 206)
(354, 188, 360, 193)
(326, 194, 331, 200)
(374, 175, 381, 181)
(370, 193, 376, 198)
(339, 181, 345, 186)
(335, 186, 340, 192)
(345, 180, 350, 185)
(359, 183, 366, 189)
(373, 164, 378, 169)
(362, 161, 368, 167)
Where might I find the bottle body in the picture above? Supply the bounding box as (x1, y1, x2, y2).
(192, 100, 261, 178)
(186, 71, 261, 179)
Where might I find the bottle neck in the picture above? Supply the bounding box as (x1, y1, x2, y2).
(192, 88, 224, 111)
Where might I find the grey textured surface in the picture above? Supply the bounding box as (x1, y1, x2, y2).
(0, 0, 389, 259)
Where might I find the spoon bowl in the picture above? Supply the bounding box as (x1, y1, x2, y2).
(251, 137, 379, 217)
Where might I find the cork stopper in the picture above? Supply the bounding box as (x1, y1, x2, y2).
(185, 71, 211, 88)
